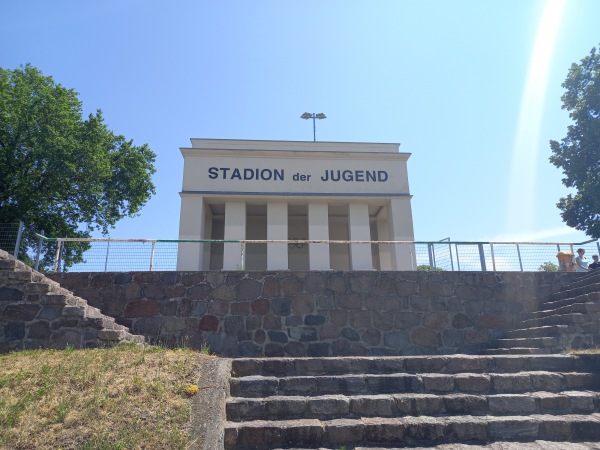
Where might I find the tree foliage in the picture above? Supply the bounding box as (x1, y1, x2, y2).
(416, 264, 445, 271)
(0, 65, 156, 268)
(538, 261, 559, 272)
(550, 44, 600, 239)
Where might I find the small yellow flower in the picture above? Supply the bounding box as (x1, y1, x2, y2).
(185, 384, 199, 396)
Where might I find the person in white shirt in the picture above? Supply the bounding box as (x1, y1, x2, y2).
(574, 248, 589, 272)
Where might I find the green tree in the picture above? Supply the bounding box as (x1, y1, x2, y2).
(417, 264, 445, 271)
(0, 65, 156, 269)
(538, 261, 559, 272)
(550, 44, 600, 239)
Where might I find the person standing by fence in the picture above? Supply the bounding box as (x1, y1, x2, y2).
(574, 248, 589, 272)
(589, 255, 600, 271)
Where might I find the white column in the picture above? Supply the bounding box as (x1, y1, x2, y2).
(176, 194, 205, 271)
(376, 212, 392, 270)
(308, 203, 330, 270)
(348, 203, 373, 270)
(202, 211, 213, 270)
(223, 202, 246, 270)
(267, 202, 288, 270)
(387, 197, 416, 270)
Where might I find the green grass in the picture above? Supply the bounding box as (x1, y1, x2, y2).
(0, 344, 213, 449)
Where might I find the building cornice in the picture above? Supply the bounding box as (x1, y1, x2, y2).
(180, 148, 411, 160)
(180, 190, 412, 198)
(188, 138, 405, 155)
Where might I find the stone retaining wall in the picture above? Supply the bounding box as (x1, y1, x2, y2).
(46, 270, 577, 357)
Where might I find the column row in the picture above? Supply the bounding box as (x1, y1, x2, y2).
(177, 195, 415, 271)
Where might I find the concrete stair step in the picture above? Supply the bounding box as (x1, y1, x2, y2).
(96, 329, 128, 341)
(82, 316, 116, 329)
(353, 442, 600, 450)
(548, 283, 600, 302)
(231, 356, 585, 378)
(0, 249, 145, 350)
(520, 313, 591, 329)
(544, 313, 593, 326)
(224, 413, 600, 449)
(23, 281, 57, 294)
(5, 270, 34, 282)
(567, 334, 600, 350)
(0, 259, 18, 269)
(227, 391, 600, 422)
(84, 305, 105, 318)
(96, 328, 145, 344)
(4, 271, 69, 295)
(38, 293, 83, 306)
(229, 372, 600, 398)
(565, 272, 600, 290)
(477, 348, 555, 355)
(528, 303, 600, 319)
(541, 292, 600, 311)
(127, 334, 146, 344)
(518, 318, 544, 328)
(30, 271, 47, 283)
(492, 337, 560, 349)
(506, 325, 571, 339)
(40, 293, 71, 305)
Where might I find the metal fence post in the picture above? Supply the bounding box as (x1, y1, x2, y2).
(104, 239, 111, 272)
(490, 243, 496, 272)
(427, 243, 434, 268)
(455, 243, 461, 271)
(516, 243, 523, 272)
(240, 242, 246, 270)
(53, 239, 63, 272)
(13, 221, 24, 257)
(34, 230, 44, 271)
(478, 243, 487, 272)
(149, 241, 156, 271)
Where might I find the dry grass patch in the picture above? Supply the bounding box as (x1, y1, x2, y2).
(569, 347, 600, 354)
(0, 344, 214, 449)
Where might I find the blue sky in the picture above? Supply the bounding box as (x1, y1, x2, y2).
(2, 0, 599, 244)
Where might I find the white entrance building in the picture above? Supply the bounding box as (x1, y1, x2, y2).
(176, 139, 415, 271)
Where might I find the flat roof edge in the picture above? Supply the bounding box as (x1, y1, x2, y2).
(188, 138, 403, 154)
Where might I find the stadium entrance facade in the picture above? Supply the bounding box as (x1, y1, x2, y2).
(176, 139, 415, 271)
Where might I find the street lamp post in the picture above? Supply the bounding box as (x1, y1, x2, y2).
(300, 112, 327, 141)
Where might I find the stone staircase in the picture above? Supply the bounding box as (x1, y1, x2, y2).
(223, 355, 600, 449)
(486, 270, 600, 355)
(0, 249, 145, 352)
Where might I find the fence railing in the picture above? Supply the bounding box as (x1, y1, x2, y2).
(4, 228, 597, 273)
(3, 223, 599, 272)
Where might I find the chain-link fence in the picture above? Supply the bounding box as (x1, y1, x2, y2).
(418, 241, 600, 272)
(4, 223, 599, 273)
(1, 222, 56, 271)
(58, 240, 179, 272)
(0, 222, 22, 256)
(48, 238, 600, 273)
